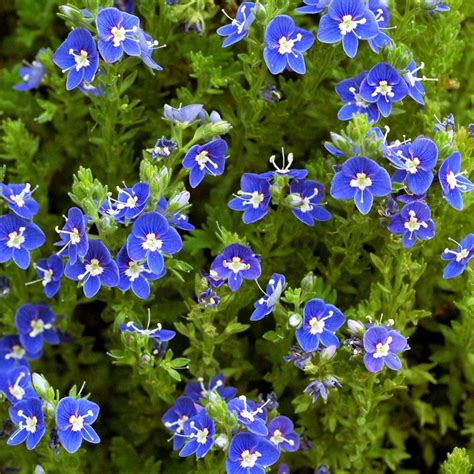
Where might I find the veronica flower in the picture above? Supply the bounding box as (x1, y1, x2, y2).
(1, 183, 39, 219)
(78, 81, 103, 97)
(296, 0, 330, 15)
(434, 113, 455, 135)
(226, 432, 280, 474)
(15, 303, 59, 354)
(198, 288, 221, 307)
(438, 151, 473, 211)
(13, 50, 46, 91)
(56, 397, 100, 453)
(283, 345, 312, 369)
(0, 336, 40, 372)
(267, 416, 300, 452)
(210, 243, 261, 292)
(119, 320, 175, 342)
(116, 245, 164, 299)
(330, 156, 392, 215)
(387, 137, 438, 194)
(137, 28, 164, 70)
(304, 377, 342, 403)
(251, 273, 285, 321)
(261, 84, 282, 103)
(126, 212, 183, 275)
(155, 195, 195, 231)
(296, 298, 345, 352)
(149, 137, 177, 159)
(367, 0, 392, 53)
(64, 240, 119, 298)
(55, 207, 89, 265)
(113, 182, 150, 222)
(163, 104, 204, 125)
(162, 396, 198, 450)
(441, 234, 474, 279)
(403, 60, 436, 106)
(217, 2, 259, 48)
(96, 7, 141, 63)
(7, 398, 45, 450)
(52, 28, 99, 90)
(228, 173, 271, 224)
(0, 367, 38, 404)
(32, 255, 64, 298)
(335, 71, 380, 122)
(263, 15, 315, 75)
(363, 326, 408, 373)
(227, 395, 269, 435)
(182, 139, 228, 188)
(317, 0, 379, 58)
(419, 0, 450, 13)
(179, 411, 215, 458)
(185, 373, 237, 402)
(359, 63, 408, 117)
(259, 149, 308, 181)
(387, 201, 435, 249)
(201, 270, 226, 289)
(287, 179, 332, 225)
(0, 214, 45, 269)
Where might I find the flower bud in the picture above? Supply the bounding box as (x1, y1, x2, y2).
(215, 433, 229, 449)
(321, 345, 337, 360)
(32, 373, 50, 397)
(289, 313, 302, 327)
(347, 319, 365, 336)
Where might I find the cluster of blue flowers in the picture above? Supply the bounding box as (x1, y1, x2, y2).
(163, 373, 299, 473)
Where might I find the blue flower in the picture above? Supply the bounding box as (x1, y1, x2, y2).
(283, 345, 312, 369)
(441, 234, 474, 279)
(387, 201, 435, 249)
(386, 137, 438, 194)
(13, 51, 46, 91)
(363, 326, 408, 373)
(228, 173, 271, 224)
(0, 183, 39, 220)
(0, 367, 38, 404)
(52, 28, 99, 91)
(251, 273, 285, 321)
(296, 0, 330, 15)
(296, 298, 345, 352)
(182, 139, 228, 188)
(114, 182, 150, 222)
(260, 84, 282, 103)
(267, 416, 300, 452)
(163, 103, 204, 125)
(114, 0, 135, 14)
(56, 397, 100, 453)
(179, 411, 215, 458)
(96, 7, 141, 63)
(149, 137, 177, 159)
(263, 15, 315, 75)
(15, 303, 59, 355)
(0, 336, 40, 372)
(33, 255, 64, 298)
(434, 113, 455, 135)
(330, 156, 392, 215)
(64, 240, 119, 298)
(403, 60, 433, 106)
(0, 214, 45, 269)
(226, 432, 280, 474)
(438, 151, 473, 211)
(217, 2, 259, 48)
(116, 245, 164, 299)
(155, 194, 195, 231)
(367, 0, 392, 53)
(335, 71, 380, 122)
(55, 207, 89, 265)
(119, 320, 175, 342)
(317, 0, 379, 58)
(7, 398, 45, 450)
(288, 179, 332, 225)
(137, 28, 163, 71)
(126, 212, 183, 275)
(185, 373, 237, 402)
(359, 63, 408, 117)
(78, 80, 104, 97)
(227, 395, 268, 435)
(304, 377, 342, 403)
(162, 396, 198, 450)
(198, 288, 221, 307)
(201, 270, 226, 288)
(421, 0, 450, 13)
(210, 243, 261, 292)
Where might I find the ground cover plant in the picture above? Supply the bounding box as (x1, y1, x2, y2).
(0, 0, 473, 472)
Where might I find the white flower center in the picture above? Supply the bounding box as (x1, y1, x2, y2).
(446, 171, 457, 189)
(456, 248, 469, 262)
(350, 172, 372, 191)
(223, 256, 250, 273)
(339, 14, 366, 35)
(6, 345, 26, 360)
(111, 26, 127, 47)
(406, 157, 421, 174)
(70, 49, 90, 71)
(373, 80, 394, 98)
(70, 228, 81, 244)
(373, 336, 392, 358)
(7, 228, 26, 249)
(17, 410, 38, 433)
(309, 317, 325, 335)
(9, 372, 26, 400)
(42, 269, 54, 286)
(86, 258, 104, 277)
(404, 210, 427, 233)
(270, 429, 295, 447)
(142, 233, 163, 252)
(125, 261, 145, 281)
(29, 319, 52, 338)
(10, 195, 25, 207)
(249, 191, 264, 208)
(241, 449, 261, 468)
(196, 427, 209, 444)
(278, 33, 302, 55)
(69, 409, 94, 431)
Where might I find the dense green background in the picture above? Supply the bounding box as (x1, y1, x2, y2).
(0, 0, 473, 472)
